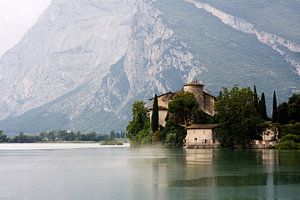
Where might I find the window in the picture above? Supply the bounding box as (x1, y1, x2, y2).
(194, 138, 197, 142)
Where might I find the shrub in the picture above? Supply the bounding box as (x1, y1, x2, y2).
(277, 140, 300, 150)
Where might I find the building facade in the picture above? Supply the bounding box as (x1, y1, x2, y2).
(185, 124, 219, 148)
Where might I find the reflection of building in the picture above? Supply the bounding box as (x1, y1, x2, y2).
(148, 81, 215, 127)
(185, 149, 214, 165)
(261, 149, 278, 165)
(185, 124, 219, 148)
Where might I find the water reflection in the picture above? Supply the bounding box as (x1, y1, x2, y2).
(174, 149, 300, 199)
(261, 149, 277, 200)
(0, 148, 300, 200)
(185, 149, 214, 165)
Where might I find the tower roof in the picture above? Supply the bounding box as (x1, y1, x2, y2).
(183, 80, 204, 87)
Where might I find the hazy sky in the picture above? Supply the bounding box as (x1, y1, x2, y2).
(0, 0, 51, 57)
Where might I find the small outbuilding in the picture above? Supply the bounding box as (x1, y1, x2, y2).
(185, 124, 219, 149)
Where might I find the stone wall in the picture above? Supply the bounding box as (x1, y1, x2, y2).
(186, 129, 215, 146)
(203, 93, 215, 116)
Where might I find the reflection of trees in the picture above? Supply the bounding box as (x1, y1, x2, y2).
(213, 149, 262, 175)
(181, 149, 300, 199)
(127, 149, 300, 199)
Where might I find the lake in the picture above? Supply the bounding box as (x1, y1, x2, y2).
(0, 145, 299, 200)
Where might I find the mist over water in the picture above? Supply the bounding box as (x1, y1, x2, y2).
(0, 147, 299, 200)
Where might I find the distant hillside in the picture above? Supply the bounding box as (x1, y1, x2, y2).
(0, 0, 299, 134)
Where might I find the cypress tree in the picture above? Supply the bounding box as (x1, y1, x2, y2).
(253, 85, 259, 111)
(272, 91, 278, 122)
(259, 92, 268, 120)
(151, 94, 159, 133)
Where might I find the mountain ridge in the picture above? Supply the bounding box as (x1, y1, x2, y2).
(0, 0, 299, 133)
(0, 0, 201, 133)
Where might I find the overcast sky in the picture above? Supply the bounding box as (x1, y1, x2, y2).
(0, 0, 51, 57)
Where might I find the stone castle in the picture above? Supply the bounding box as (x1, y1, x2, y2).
(149, 81, 215, 126)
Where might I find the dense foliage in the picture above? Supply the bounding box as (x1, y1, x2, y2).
(163, 92, 205, 147)
(215, 87, 263, 147)
(168, 92, 199, 127)
(278, 102, 289, 124)
(193, 110, 214, 124)
(288, 94, 300, 123)
(0, 131, 8, 143)
(277, 94, 300, 124)
(274, 93, 300, 149)
(127, 93, 204, 147)
(277, 123, 300, 149)
(160, 120, 186, 147)
(0, 130, 120, 143)
(126, 101, 151, 146)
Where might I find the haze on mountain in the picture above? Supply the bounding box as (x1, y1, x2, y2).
(0, 0, 299, 134)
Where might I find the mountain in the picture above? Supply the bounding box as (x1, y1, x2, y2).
(0, 0, 299, 134)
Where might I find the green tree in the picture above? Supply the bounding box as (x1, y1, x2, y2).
(215, 87, 263, 148)
(259, 92, 268, 120)
(272, 91, 278, 122)
(193, 109, 213, 124)
(0, 131, 8, 143)
(253, 85, 259, 112)
(278, 102, 289, 124)
(110, 130, 116, 140)
(168, 92, 198, 127)
(126, 101, 150, 139)
(151, 94, 159, 133)
(160, 120, 186, 147)
(288, 94, 300, 123)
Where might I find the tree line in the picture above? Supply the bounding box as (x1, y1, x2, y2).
(0, 130, 126, 143)
(273, 93, 300, 149)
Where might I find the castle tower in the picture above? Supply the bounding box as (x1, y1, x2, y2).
(183, 80, 205, 110)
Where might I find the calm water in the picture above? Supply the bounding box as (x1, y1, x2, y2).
(0, 146, 299, 200)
